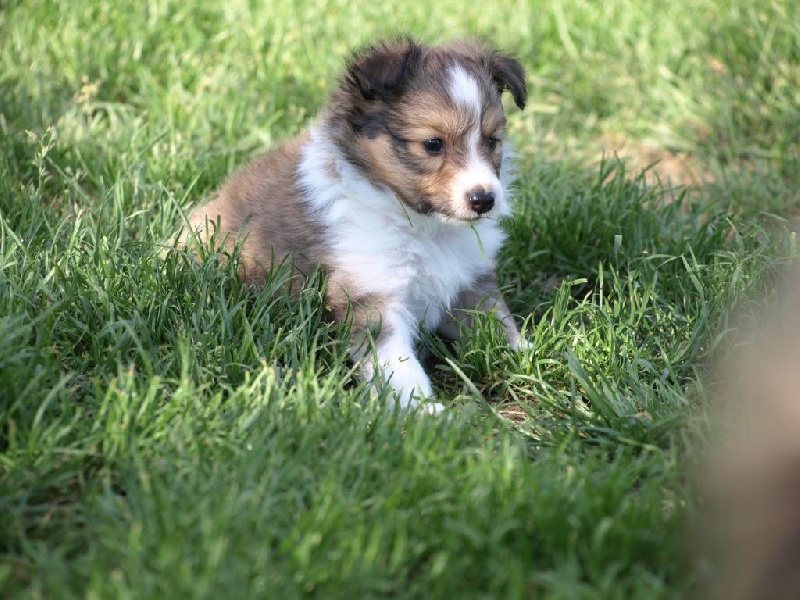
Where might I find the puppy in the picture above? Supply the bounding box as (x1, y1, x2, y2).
(182, 38, 527, 412)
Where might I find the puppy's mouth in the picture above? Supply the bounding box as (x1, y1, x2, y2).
(435, 210, 484, 223)
(407, 195, 490, 223)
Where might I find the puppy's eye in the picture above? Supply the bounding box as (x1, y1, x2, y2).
(422, 138, 444, 155)
(486, 137, 500, 151)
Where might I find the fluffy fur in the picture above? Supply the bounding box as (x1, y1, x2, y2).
(181, 38, 528, 412)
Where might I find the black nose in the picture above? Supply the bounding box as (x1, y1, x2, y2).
(467, 189, 495, 215)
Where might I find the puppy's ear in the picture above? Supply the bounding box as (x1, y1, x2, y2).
(346, 38, 422, 101)
(490, 53, 527, 110)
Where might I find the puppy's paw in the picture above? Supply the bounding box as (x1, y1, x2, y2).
(515, 338, 534, 352)
(386, 358, 434, 405)
(419, 401, 446, 415)
(393, 379, 445, 415)
(400, 397, 446, 415)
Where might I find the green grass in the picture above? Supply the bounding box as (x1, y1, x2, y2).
(1, 0, 798, 597)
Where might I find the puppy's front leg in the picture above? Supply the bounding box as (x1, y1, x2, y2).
(363, 315, 439, 410)
(438, 271, 522, 349)
(328, 289, 442, 412)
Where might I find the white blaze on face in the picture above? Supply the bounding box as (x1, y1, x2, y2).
(448, 64, 482, 118)
(447, 65, 505, 219)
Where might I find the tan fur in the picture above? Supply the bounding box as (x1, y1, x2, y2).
(182, 134, 322, 288)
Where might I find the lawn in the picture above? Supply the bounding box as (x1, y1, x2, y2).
(1, 0, 798, 597)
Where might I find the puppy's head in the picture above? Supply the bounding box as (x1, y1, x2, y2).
(328, 38, 527, 223)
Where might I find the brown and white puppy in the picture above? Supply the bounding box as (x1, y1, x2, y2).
(182, 38, 527, 412)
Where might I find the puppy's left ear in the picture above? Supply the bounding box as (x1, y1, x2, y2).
(490, 54, 527, 110)
(346, 38, 423, 101)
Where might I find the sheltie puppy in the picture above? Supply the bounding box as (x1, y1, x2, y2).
(182, 38, 528, 412)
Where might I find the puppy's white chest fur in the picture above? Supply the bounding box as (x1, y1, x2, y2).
(299, 128, 505, 331)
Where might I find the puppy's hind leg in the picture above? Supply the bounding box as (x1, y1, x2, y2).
(438, 272, 522, 349)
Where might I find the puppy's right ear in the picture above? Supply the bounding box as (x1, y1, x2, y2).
(345, 38, 422, 101)
(489, 53, 527, 110)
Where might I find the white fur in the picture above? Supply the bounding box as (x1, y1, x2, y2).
(298, 126, 509, 411)
(448, 65, 482, 117)
(449, 129, 509, 219)
(444, 67, 514, 220)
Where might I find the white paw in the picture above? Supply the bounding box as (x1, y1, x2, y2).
(515, 338, 534, 352)
(361, 351, 442, 413)
(385, 357, 434, 404)
(421, 401, 446, 415)
(403, 398, 446, 415)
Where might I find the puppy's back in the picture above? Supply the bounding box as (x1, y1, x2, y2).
(184, 133, 323, 286)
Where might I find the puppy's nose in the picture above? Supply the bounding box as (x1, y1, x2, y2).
(467, 189, 495, 215)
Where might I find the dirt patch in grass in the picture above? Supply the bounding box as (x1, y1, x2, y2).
(596, 133, 713, 195)
(497, 405, 528, 423)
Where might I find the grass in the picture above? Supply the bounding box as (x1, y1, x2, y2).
(1, 0, 798, 597)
